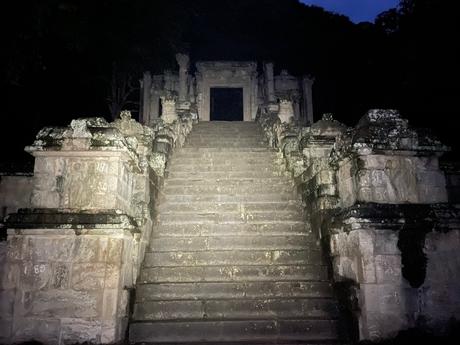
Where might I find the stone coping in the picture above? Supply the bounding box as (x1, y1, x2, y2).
(328, 202, 460, 233)
(5, 208, 139, 232)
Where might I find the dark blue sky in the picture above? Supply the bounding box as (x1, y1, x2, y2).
(300, 0, 400, 23)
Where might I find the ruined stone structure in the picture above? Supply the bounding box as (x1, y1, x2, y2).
(140, 55, 314, 126)
(1, 56, 460, 345)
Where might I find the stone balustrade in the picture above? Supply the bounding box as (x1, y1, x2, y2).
(0, 111, 194, 344)
(256, 107, 460, 341)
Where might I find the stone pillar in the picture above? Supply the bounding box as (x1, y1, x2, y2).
(148, 75, 164, 123)
(142, 72, 152, 125)
(264, 62, 276, 104)
(188, 75, 196, 103)
(175, 54, 190, 109)
(302, 76, 314, 125)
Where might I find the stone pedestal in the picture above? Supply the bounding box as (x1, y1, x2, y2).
(256, 108, 460, 342)
(333, 109, 449, 207)
(160, 96, 178, 124)
(0, 116, 153, 344)
(2, 212, 137, 345)
(0, 110, 196, 345)
(278, 99, 294, 124)
(328, 109, 455, 341)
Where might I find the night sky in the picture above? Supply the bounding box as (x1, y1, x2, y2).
(301, 0, 400, 22)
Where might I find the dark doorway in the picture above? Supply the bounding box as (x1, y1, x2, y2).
(210, 88, 243, 121)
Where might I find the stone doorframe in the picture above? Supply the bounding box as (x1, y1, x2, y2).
(196, 61, 258, 121)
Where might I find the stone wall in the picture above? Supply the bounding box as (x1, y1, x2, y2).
(0, 111, 194, 344)
(257, 107, 460, 341)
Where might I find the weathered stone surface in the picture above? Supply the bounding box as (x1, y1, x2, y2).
(0, 289, 15, 317)
(0, 175, 33, 225)
(0, 109, 196, 345)
(337, 155, 448, 206)
(20, 289, 102, 318)
(359, 283, 410, 340)
(259, 107, 460, 342)
(71, 263, 106, 290)
(12, 317, 61, 345)
(60, 318, 102, 344)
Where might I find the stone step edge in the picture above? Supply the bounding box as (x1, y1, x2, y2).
(133, 296, 336, 303)
(131, 317, 340, 323)
(130, 316, 339, 323)
(128, 340, 340, 345)
(141, 264, 328, 269)
(128, 319, 339, 342)
(154, 221, 306, 226)
(144, 249, 320, 253)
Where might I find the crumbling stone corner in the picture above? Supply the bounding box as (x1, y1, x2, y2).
(0, 111, 194, 344)
(257, 108, 460, 341)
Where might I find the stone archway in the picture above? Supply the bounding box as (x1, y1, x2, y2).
(196, 62, 258, 121)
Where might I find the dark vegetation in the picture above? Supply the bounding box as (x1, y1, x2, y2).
(1, 0, 458, 168)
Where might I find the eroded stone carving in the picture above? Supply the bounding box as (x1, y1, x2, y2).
(160, 94, 178, 124)
(278, 99, 294, 124)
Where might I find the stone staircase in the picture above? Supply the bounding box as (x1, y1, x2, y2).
(129, 121, 340, 344)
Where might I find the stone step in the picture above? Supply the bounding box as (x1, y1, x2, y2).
(157, 201, 302, 213)
(186, 139, 266, 144)
(157, 211, 304, 223)
(156, 212, 304, 224)
(152, 223, 313, 237)
(162, 183, 294, 196)
(162, 192, 298, 203)
(191, 124, 261, 128)
(191, 126, 262, 131)
(166, 163, 282, 173)
(139, 265, 328, 283)
(143, 249, 323, 267)
(179, 147, 272, 153)
(185, 143, 267, 148)
(148, 235, 314, 252)
(187, 132, 264, 137)
(163, 177, 292, 187)
(169, 156, 279, 165)
(166, 170, 287, 179)
(185, 139, 265, 144)
(129, 319, 339, 343)
(189, 132, 263, 136)
(135, 281, 334, 301)
(172, 151, 277, 160)
(133, 298, 339, 321)
(186, 135, 265, 139)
